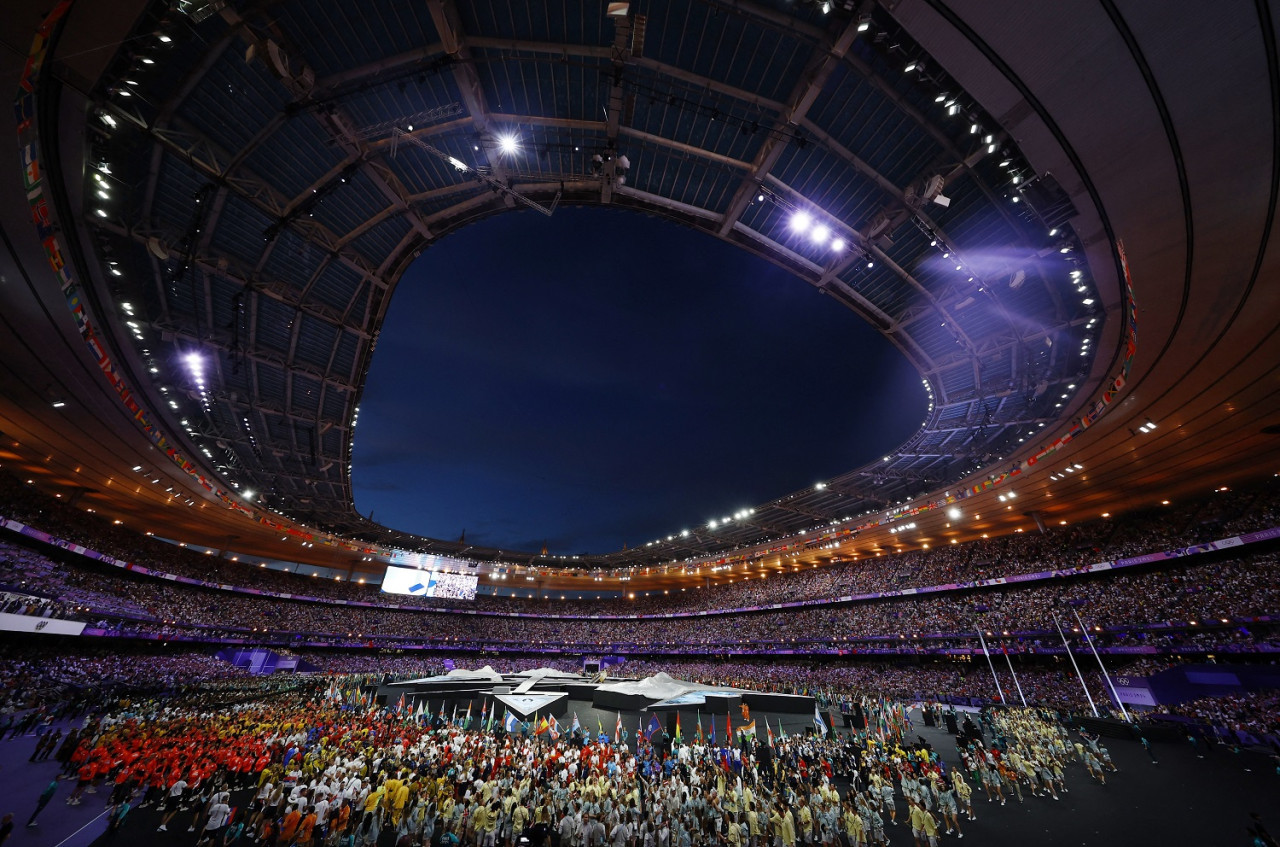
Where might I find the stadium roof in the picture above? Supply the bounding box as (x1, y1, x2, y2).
(1, 0, 1277, 584)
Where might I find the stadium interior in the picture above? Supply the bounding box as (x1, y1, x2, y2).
(0, 1, 1278, 846)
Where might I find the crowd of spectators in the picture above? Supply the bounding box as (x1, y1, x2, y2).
(3, 525, 1277, 657)
(1155, 689, 1280, 744)
(1, 469, 1277, 621)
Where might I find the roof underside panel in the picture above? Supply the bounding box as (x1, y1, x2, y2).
(350, 214, 413, 268)
(771, 143, 892, 229)
(151, 154, 210, 233)
(254, 296, 297, 354)
(307, 260, 364, 314)
(625, 83, 768, 165)
(476, 53, 609, 124)
(809, 59, 947, 190)
(330, 331, 361, 382)
(294, 314, 338, 370)
(624, 144, 738, 216)
(180, 49, 291, 155)
(208, 194, 272, 266)
(308, 171, 385, 251)
(639, 0, 813, 105)
(458, 0, 612, 45)
(261, 229, 326, 291)
(271, 0, 442, 79)
(241, 115, 347, 201)
(332, 72, 464, 134)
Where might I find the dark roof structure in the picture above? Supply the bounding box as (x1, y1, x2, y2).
(1, 0, 1277, 582)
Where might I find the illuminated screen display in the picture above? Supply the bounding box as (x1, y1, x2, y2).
(381, 564, 478, 600)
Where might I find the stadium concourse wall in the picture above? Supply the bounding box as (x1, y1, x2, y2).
(2, 513, 1279, 656)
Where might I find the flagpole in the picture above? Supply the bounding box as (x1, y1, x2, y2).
(1053, 612, 1099, 717)
(1000, 642, 1028, 707)
(1071, 606, 1130, 722)
(975, 628, 1007, 705)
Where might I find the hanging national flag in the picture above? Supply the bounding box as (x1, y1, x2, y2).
(674, 712, 683, 744)
(645, 714, 663, 742)
(504, 710, 520, 733)
(813, 704, 828, 738)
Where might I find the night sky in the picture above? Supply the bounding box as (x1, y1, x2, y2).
(352, 206, 926, 555)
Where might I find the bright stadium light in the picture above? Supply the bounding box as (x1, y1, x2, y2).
(790, 211, 813, 233)
(498, 134, 518, 155)
(830, 238, 846, 252)
(810, 223, 830, 245)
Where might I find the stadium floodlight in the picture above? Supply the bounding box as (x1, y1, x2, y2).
(790, 211, 813, 233)
(498, 134, 518, 155)
(830, 238, 846, 252)
(810, 224, 830, 245)
(948, 507, 961, 519)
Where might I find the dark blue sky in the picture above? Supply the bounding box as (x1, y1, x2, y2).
(352, 206, 925, 554)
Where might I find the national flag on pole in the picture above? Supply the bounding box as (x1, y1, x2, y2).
(741, 719, 756, 737)
(396, 693, 406, 714)
(708, 717, 716, 746)
(549, 716, 561, 740)
(674, 713, 683, 744)
(479, 702, 487, 730)
(438, 702, 445, 721)
(535, 717, 550, 736)
(645, 714, 663, 742)
(814, 704, 828, 738)
(571, 713, 582, 735)
(504, 710, 520, 733)
(615, 713, 622, 744)
(766, 716, 775, 747)
(450, 704, 457, 726)
(597, 715, 604, 737)
(464, 702, 472, 729)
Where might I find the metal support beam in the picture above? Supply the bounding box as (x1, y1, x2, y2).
(428, 0, 515, 209)
(718, 15, 861, 236)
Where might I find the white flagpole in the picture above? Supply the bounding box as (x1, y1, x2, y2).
(975, 628, 1007, 705)
(1071, 607, 1131, 722)
(1053, 613, 1099, 717)
(1000, 642, 1028, 707)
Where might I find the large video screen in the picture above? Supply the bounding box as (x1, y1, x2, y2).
(380, 563, 478, 600)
